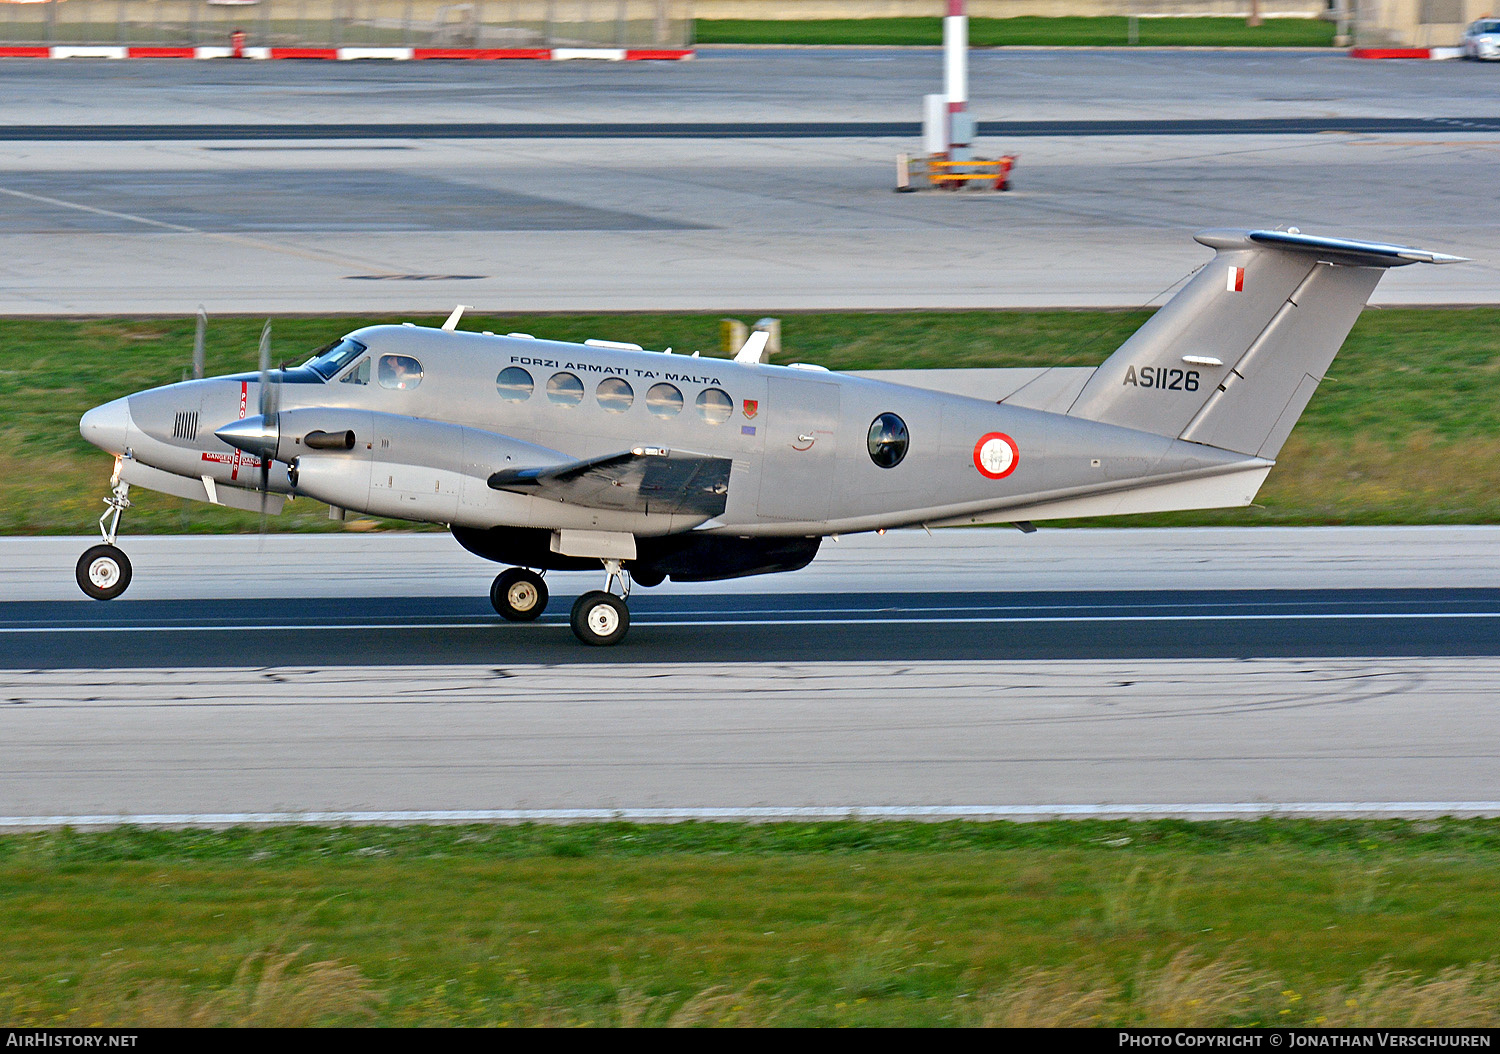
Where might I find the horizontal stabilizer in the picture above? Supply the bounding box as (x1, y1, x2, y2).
(488, 447, 732, 518)
(1232, 229, 1468, 267)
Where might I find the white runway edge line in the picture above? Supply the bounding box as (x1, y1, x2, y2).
(7, 804, 1500, 828)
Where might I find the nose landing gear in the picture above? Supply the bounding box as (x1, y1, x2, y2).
(77, 461, 132, 600)
(569, 558, 632, 646)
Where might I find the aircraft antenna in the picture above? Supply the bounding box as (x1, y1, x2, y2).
(442, 305, 469, 332)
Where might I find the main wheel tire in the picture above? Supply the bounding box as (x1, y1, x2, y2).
(76, 544, 132, 601)
(569, 590, 630, 646)
(491, 568, 548, 622)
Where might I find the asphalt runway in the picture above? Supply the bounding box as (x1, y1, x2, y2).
(1, 48, 1496, 312)
(5, 656, 1500, 821)
(2, 588, 1498, 667)
(2, 529, 1499, 821)
(10, 116, 1500, 139)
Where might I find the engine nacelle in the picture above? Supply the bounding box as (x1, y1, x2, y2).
(278, 409, 684, 531)
(275, 408, 552, 524)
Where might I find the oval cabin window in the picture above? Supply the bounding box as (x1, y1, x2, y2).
(646, 383, 683, 418)
(546, 372, 584, 407)
(867, 413, 909, 468)
(496, 366, 534, 401)
(696, 387, 733, 425)
(596, 377, 634, 413)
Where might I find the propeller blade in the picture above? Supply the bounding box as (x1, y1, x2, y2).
(257, 319, 275, 417)
(256, 320, 275, 521)
(192, 306, 206, 380)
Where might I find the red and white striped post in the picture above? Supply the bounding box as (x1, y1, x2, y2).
(944, 0, 972, 161)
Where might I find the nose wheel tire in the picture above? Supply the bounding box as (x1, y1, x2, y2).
(570, 590, 630, 646)
(76, 544, 132, 601)
(491, 568, 548, 622)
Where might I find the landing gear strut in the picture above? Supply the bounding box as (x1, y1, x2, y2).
(569, 558, 631, 646)
(491, 567, 548, 621)
(77, 461, 132, 600)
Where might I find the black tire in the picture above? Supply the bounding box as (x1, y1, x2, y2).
(569, 590, 630, 646)
(491, 568, 548, 622)
(76, 544, 132, 601)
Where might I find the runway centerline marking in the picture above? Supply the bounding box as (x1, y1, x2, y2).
(2, 611, 1496, 633)
(4, 596, 1473, 629)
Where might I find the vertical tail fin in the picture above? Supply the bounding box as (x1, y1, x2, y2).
(1065, 229, 1465, 458)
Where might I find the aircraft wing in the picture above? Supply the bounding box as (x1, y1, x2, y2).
(487, 446, 732, 517)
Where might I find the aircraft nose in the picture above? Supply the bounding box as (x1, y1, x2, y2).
(79, 397, 132, 455)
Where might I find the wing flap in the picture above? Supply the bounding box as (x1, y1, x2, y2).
(488, 447, 732, 518)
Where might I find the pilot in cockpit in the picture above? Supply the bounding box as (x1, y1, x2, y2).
(379, 354, 422, 391)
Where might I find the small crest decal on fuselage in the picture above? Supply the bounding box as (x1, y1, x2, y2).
(743, 399, 759, 419)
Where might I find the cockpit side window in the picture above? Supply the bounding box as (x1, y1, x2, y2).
(303, 337, 368, 379)
(339, 357, 370, 385)
(378, 354, 423, 391)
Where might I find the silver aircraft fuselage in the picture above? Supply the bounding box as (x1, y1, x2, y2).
(81, 323, 1261, 538)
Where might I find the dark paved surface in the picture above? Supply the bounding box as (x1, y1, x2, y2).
(3, 588, 1497, 667)
(0, 169, 704, 233)
(7, 117, 1500, 140)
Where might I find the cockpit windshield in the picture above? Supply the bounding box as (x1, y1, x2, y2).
(302, 337, 369, 380)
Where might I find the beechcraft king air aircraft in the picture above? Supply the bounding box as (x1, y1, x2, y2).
(76, 229, 1463, 645)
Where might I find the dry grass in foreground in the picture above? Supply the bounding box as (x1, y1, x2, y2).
(9, 948, 1499, 1028)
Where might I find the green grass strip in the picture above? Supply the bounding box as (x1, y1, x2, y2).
(12, 816, 1500, 862)
(696, 16, 1338, 48)
(3, 820, 1500, 1026)
(3, 307, 1498, 534)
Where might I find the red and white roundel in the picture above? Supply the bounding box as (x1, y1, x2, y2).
(973, 432, 1019, 479)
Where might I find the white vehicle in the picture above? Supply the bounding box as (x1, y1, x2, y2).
(1463, 18, 1500, 60)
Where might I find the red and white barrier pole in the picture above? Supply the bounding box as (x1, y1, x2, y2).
(944, 0, 971, 161)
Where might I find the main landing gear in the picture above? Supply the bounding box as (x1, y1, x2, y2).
(570, 559, 631, 647)
(487, 560, 635, 646)
(76, 466, 132, 601)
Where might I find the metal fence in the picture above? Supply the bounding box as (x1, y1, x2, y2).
(0, 0, 692, 49)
